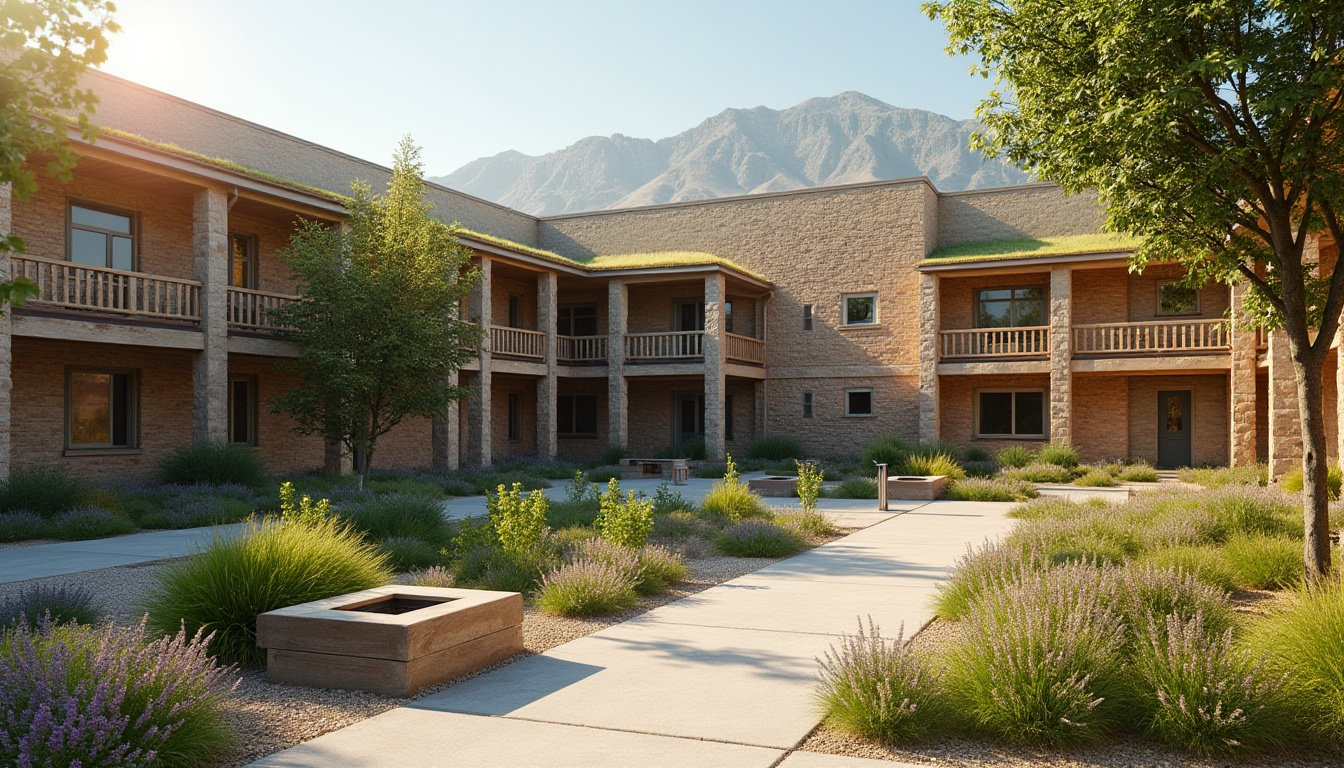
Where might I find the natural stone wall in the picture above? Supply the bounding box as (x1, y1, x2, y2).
(936, 185, 1104, 247)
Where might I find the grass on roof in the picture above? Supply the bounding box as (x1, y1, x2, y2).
(925, 232, 1142, 264)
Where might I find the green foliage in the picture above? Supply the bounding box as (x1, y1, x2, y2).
(816, 618, 948, 744)
(944, 477, 1038, 502)
(0, 512, 48, 542)
(828, 478, 878, 499)
(774, 508, 836, 539)
(488, 483, 550, 560)
(651, 510, 717, 541)
(1035, 442, 1081, 469)
(565, 470, 596, 504)
(546, 499, 601, 530)
(1178, 465, 1268, 488)
(0, 584, 101, 630)
(861, 436, 909, 476)
(1073, 469, 1117, 487)
(700, 477, 769, 522)
(1001, 462, 1076, 484)
(0, 465, 87, 517)
(407, 565, 454, 588)
(1135, 547, 1237, 592)
(714, 521, 805, 558)
(157, 441, 269, 487)
(633, 544, 689, 594)
(649, 481, 692, 515)
(1280, 464, 1343, 500)
(278, 481, 331, 526)
(378, 536, 443, 571)
(795, 460, 824, 513)
(1250, 577, 1344, 747)
(963, 446, 991, 462)
(585, 466, 624, 483)
(995, 445, 1036, 469)
(46, 507, 134, 540)
(595, 479, 654, 549)
(1117, 463, 1160, 483)
(144, 515, 392, 666)
(747, 435, 802, 461)
(601, 444, 630, 465)
(1223, 534, 1303, 590)
(900, 451, 965, 480)
(339, 493, 448, 545)
(270, 137, 480, 484)
(537, 557, 638, 617)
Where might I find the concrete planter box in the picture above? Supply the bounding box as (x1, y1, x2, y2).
(256, 585, 523, 697)
(886, 475, 948, 500)
(747, 476, 798, 497)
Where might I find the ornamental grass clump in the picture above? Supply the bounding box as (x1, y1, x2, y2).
(714, 520, 805, 558)
(747, 435, 802, 461)
(144, 511, 392, 666)
(1036, 442, 1082, 468)
(0, 511, 47, 542)
(1073, 469, 1118, 487)
(1249, 577, 1344, 747)
(633, 544, 688, 594)
(595, 479, 654, 548)
(816, 618, 947, 744)
(1222, 534, 1303, 590)
(1279, 463, 1343, 500)
(828, 478, 879, 499)
(1114, 564, 1234, 642)
(47, 507, 136, 541)
(995, 444, 1036, 469)
(1011, 514, 1139, 566)
(0, 585, 102, 631)
(1134, 612, 1290, 756)
(1135, 546, 1238, 592)
(944, 477, 1038, 502)
(1002, 462, 1076, 484)
(700, 455, 769, 522)
(536, 558, 639, 617)
(899, 451, 965, 480)
(0, 618, 238, 768)
(339, 492, 448, 545)
(775, 508, 836, 539)
(934, 543, 1046, 620)
(1117, 462, 1160, 483)
(943, 565, 1127, 747)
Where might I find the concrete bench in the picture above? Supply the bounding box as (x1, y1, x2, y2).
(618, 458, 689, 485)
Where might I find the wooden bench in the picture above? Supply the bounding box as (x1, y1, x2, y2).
(618, 458, 690, 485)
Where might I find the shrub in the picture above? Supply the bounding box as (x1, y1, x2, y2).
(775, 508, 836, 538)
(662, 436, 707, 461)
(828, 478, 878, 499)
(1201, 485, 1296, 538)
(379, 536, 444, 571)
(1011, 515, 1139, 566)
(547, 499, 601, 529)
(1073, 469, 1118, 487)
(136, 492, 255, 530)
(1279, 463, 1343, 500)
(537, 558, 639, 617)
(961, 459, 999, 478)
(1134, 612, 1289, 756)
(1118, 463, 1160, 483)
(963, 446, 991, 462)
(1002, 462, 1076, 484)
(649, 482, 692, 516)
(47, 507, 135, 540)
(861, 437, 909, 476)
(944, 565, 1127, 746)
(407, 565, 455, 588)
(0, 619, 237, 767)
(564, 470, 596, 504)
(1036, 442, 1082, 469)
(489, 482, 550, 559)
(934, 543, 1045, 620)
(796, 460, 824, 513)
(652, 510, 717, 540)
(586, 466, 624, 483)
(601, 444, 631, 465)
(995, 445, 1037, 469)
(340, 493, 447, 545)
(944, 477, 1038, 502)
(1179, 465, 1268, 488)
(1223, 534, 1303, 590)
(1250, 577, 1344, 746)
(700, 456, 769, 522)
(635, 544, 689, 594)
(144, 515, 392, 665)
(278, 481, 332, 525)
(748, 435, 802, 461)
(157, 441, 268, 487)
(692, 462, 728, 479)
(0, 585, 101, 630)
(1114, 564, 1234, 641)
(595, 479, 654, 548)
(816, 618, 947, 744)
(1135, 546, 1237, 592)
(715, 521, 805, 558)
(0, 511, 48, 542)
(899, 451, 965, 480)
(0, 465, 87, 517)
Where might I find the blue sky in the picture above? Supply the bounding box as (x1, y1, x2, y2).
(100, 0, 991, 175)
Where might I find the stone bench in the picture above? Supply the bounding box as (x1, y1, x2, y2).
(618, 458, 689, 485)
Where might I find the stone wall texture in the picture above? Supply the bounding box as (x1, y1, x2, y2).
(936, 185, 1104, 247)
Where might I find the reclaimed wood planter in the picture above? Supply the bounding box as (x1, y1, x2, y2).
(886, 475, 948, 501)
(256, 586, 523, 697)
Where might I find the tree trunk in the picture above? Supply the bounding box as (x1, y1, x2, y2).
(1290, 341, 1333, 581)
(354, 447, 367, 491)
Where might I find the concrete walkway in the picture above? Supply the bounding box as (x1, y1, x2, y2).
(251, 500, 1017, 767)
(0, 523, 247, 584)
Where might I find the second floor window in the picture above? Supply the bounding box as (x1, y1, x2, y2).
(230, 234, 256, 289)
(1159, 282, 1200, 315)
(69, 203, 133, 270)
(558, 305, 598, 336)
(803, 304, 813, 331)
(508, 295, 523, 328)
(843, 293, 877, 326)
(977, 286, 1044, 328)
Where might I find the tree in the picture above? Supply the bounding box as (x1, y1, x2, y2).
(924, 0, 1344, 579)
(2, 0, 119, 307)
(272, 137, 481, 487)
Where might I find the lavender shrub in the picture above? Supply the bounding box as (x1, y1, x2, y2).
(815, 617, 947, 743)
(536, 558, 638, 617)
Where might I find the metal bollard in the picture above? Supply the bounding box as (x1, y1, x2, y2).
(874, 462, 888, 511)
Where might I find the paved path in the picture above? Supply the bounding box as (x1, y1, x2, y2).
(0, 524, 247, 584)
(251, 500, 1017, 767)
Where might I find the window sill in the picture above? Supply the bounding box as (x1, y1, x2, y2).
(838, 323, 881, 331)
(844, 414, 876, 418)
(64, 447, 143, 457)
(973, 436, 1046, 442)
(558, 435, 599, 440)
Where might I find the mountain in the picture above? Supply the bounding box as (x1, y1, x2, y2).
(431, 92, 1033, 216)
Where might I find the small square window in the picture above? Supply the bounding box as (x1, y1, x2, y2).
(803, 392, 813, 418)
(802, 304, 813, 331)
(557, 394, 598, 436)
(845, 389, 874, 417)
(842, 293, 877, 326)
(1158, 282, 1200, 315)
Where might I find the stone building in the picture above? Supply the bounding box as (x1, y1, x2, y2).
(0, 70, 1333, 480)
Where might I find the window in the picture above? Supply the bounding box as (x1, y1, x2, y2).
(1158, 281, 1200, 316)
(975, 390, 1046, 438)
(976, 286, 1044, 328)
(842, 293, 877, 326)
(803, 304, 813, 331)
(724, 301, 734, 334)
(675, 301, 705, 332)
(557, 394, 598, 436)
(845, 388, 874, 417)
(507, 393, 522, 440)
(69, 203, 134, 270)
(229, 233, 256, 289)
(507, 295, 523, 328)
(228, 376, 257, 445)
(803, 392, 813, 418)
(67, 369, 136, 449)
(725, 394, 734, 441)
(558, 305, 598, 336)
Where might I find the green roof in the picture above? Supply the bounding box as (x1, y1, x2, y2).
(924, 233, 1142, 265)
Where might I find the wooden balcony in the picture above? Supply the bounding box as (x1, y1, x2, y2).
(490, 325, 545, 359)
(226, 287, 298, 331)
(725, 332, 765, 365)
(625, 331, 704, 360)
(1073, 319, 1229, 355)
(558, 335, 606, 363)
(940, 326, 1049, 358)
(12, 254, 200, 322)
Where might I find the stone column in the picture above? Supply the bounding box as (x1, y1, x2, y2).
(1048, 266, 1073, 444)
(1229, 285, 1259, 466)
(192, 187, 229, 444)
(431, 370, 461, 470)
(467, 257, 492, 467)
(607, 279, 628, 451)
(0, 184, 12, 479)
(704, 273, 727, 460)
(1267, 330, 1300, 478)
(917, 272, 940, 444)
(537, 271, 558, 460)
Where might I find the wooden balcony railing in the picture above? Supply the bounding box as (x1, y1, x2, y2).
(12, 254, 200, 322)
(490, 325, 545, 359)
(625, 331, 704, 360)
(1073, 319, 1230, 354)
(940, 326, 1049, 358)
(724, 332, 765, 365)
(558, 335, 606, 363)
(226, 287, 298, 331)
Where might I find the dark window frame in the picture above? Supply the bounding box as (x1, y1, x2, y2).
(844, 388, 874, 417)
(974, 388, 1047, 439)
(1157, 281, 1201, 316)
(725, 393, 734, 441)
(65, 366, 139, 450)
(803, 304, 814, 331)
(975, 285, 1046, 329)
(228, 374, 259, 446)
(803, 391, 814, 418)
(228, 232, 258, 289)
(67, 200, 137, 271)
(557, 393, 599, 437)
(507, 294, 524, 329)
(507, 392, 522, 441)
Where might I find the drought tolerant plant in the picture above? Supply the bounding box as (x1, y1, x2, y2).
(0, 511, 47, 542)
(649, 481, 691, 515)
(1036, 442, 1082, 468)
(339, 492, 448, 545)
(157, 440, 269, 487)
(995, 444, 1036, 469)
(0, 618, 237, 768)
(1179, 465, 1268, 488)
(537, 558, 639, 617)
(861, 436, 909, 475)
(747, 435, 802, 461)
(1250, 577, 1344, 747)
(1002, 462, 1076, 484)
(963, 446, 991, 462)
(961, 459, 1000, 478)
(1114, 564, 1234, 641)
(944, 477, 1038, 502)
(595, 479, 654, 549)
(1135, 547, 1238, 592)
(1223, 534, 1303, 590)
(46, 507, 134, 540)
(700, 455, 769, 522)
(651, 510, 717, 541)
(0, 465, 87, 517)
(815, 618, 947, 744)
(796, 460, 823, 513)
(0, 584, 101, 631)
(407, 565, 455, 588)
(1117, 462, 1160, 483)
(1073, 469, 1118, 487)
(144, 514, 392, 666)
(633, 544, 688, 594)
(565, 470, 596, 504)
(828, 477, 879, 499)
(379, 536, 443, 571)
(775, 509, 836, 539)
(489, 482, 550, 560)
(899, 451, 965, 480)
(1134, 612, 1289, 756)
(278, 481, 332, 526)
(934, 543, 1045, 620)
(714, 520, 805, 558)
(1280, 463, 1343, 500)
